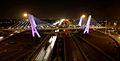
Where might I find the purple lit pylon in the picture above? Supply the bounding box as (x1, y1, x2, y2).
(83, 15, 91, 34)
(28, 14, 41, 37)
(78, 16, 83, 26)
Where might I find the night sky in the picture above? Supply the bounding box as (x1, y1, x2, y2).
(0, 0, 120, 20)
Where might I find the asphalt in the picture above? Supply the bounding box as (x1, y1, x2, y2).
(78, 30, 118, 60)
(0, 30, 46, 61)
(0, 29, 118, 61)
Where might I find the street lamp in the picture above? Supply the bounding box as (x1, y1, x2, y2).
(23, 13, 28, 21)
(81, 14, 86, 18)
(23, 13, 28, 17)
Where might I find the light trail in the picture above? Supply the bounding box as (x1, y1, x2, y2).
(35, 29, 58, 61)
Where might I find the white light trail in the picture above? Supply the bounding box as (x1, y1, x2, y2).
(53, 19, 65, 26)
(59, 19, 65, 26)
(35, 47, 46, 61)
(35, 35, 57, 61)
(35, 29, 58, 61)
(44, 35, 57, 61)
(53, 21, 60, 25)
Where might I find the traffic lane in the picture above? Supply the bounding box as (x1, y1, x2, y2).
(64, 33, 85, 61)
(0, 31, 46, 61)
(29, 34, 52, 61)
(78, 30, 118, 60)
(73, 34, 114, 61)
(50, 34, 64, 61)
(27, 29, 54, 61)
(79, 40, 111, 61)
(0, 30, 14, 37)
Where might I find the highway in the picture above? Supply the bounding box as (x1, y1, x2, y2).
(0, 10, 120, 61)
(0, 30, 51, 61)
(79, 30, 119, 60)
(47, 29, 118, 61)
(72, 32, 116, 61)
(0, 29, 119, 61)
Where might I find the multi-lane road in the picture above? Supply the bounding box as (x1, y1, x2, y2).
(0, 29, 119, 61)
(49, 29, 118, 61)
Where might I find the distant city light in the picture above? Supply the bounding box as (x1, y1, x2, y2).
(118, 36, 120, 39)
(0, 36, 4, 41)
(14, 31, 20, 33)
(9, 34, 14, 36)
(55, 29, 59, 32)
